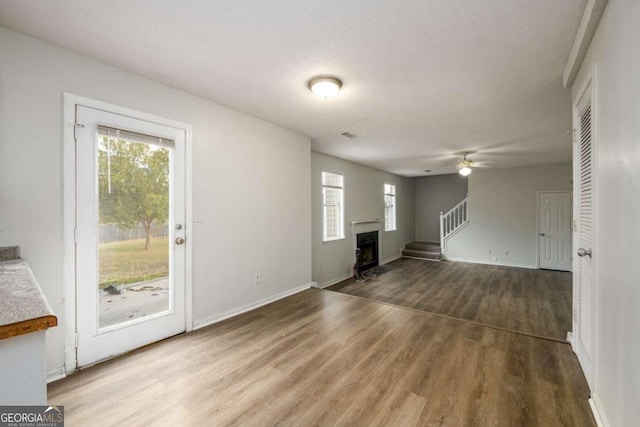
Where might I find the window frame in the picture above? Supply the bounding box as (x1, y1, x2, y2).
(384, 183, 397, 232)
(322, 171, 345, 242)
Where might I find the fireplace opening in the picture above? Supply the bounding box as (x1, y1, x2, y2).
(356, 231, 379, 273)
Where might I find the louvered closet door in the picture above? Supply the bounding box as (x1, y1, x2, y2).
(574, 82, 595, 389)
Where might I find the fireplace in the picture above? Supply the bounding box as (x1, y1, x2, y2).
(356, 231, 379, 273)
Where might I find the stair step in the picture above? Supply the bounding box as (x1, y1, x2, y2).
(405, 241, 441, 252)
(402, 249, 442, 261)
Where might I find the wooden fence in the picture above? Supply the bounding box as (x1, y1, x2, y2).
(99, 223, 168, 243)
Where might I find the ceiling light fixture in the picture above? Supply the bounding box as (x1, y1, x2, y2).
(308, 76, 342, 99)
(458, 166, 472, 176)
(457, 152, 473, 176)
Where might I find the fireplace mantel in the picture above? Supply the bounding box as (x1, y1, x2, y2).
(350, 219, 382, 225)
(350, 219, 382, 235)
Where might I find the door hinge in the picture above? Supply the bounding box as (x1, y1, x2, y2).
(74, 228, 79, 244)
(573, 309, 577, 322)
(73, 123, 85, 140)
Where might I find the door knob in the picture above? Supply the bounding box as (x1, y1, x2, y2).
(175, 237, 185, 245)
(577, 247, 592, 258)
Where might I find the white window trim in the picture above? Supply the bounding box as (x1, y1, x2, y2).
(322, 170, 345, 242)
(384, 183, 397, 232)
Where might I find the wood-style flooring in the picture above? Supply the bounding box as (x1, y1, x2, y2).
(328, 258, 572, 341)
(49, 289, 593, 426)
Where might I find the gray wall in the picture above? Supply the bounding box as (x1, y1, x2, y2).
(311, 152, 415, 287)
(445, 163, 572, 268)
(414, 174, 468, 242)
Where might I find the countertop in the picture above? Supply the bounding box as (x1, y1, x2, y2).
(0, 259, 57, 340)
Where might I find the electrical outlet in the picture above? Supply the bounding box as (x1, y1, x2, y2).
(254, 273, 261, 285)
(492, 256, 498, 262)
(504, 250, 509, 256)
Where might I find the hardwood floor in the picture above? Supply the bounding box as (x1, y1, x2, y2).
(328, 258, 572, 341)
(49, 289, 593, 426)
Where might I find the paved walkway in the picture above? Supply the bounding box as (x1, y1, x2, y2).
(99, 278, 169, 328)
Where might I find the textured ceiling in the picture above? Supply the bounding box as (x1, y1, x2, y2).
(0, 0, 586, 176)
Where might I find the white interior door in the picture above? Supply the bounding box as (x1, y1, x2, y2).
(538, 191, 572, 271)
(573, 80, 595, 389)
(75, 105, 186, 367)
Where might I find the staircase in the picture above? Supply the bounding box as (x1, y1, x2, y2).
(402, 197, 468, 262)
(440, 197, 469, 252)
(402, 241, 442, 261)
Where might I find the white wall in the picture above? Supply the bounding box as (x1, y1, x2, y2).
(0, 27, 312, 376)
(415, 173, 468, 242)
(572, 0, 640, 425)
(311, 152, 414, 287)
(445, 163, 572, 268)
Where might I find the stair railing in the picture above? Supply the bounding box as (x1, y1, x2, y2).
(440, 197, 469, 251)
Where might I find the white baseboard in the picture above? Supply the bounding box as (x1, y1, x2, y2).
(192, 282, 313, 330)
(589, 393, 610, 427)
(314, 273, 352, 289)
(47, 367, 66, 384)
(442, 256, 537, 270)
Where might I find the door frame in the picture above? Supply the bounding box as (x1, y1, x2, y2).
(62, 93, 193, 375)
(535, 190, 573, 271)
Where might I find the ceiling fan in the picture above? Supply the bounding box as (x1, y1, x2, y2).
(457, 152, 474, 176)
(419, 150, 493, 176)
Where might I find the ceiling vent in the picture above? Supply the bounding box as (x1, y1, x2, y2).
(340, 132, 355, 138)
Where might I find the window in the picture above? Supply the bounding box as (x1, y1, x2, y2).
(322, 171, 344, 241)
(384, 183, 396, 231)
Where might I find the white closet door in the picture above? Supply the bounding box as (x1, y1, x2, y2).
(573, 81, 595, 390)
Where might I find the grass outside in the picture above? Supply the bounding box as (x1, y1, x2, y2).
(99, 237, 169, 288)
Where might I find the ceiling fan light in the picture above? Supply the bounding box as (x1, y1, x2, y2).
(308, 77, 342, 99)
(459, 166, 472, 176)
